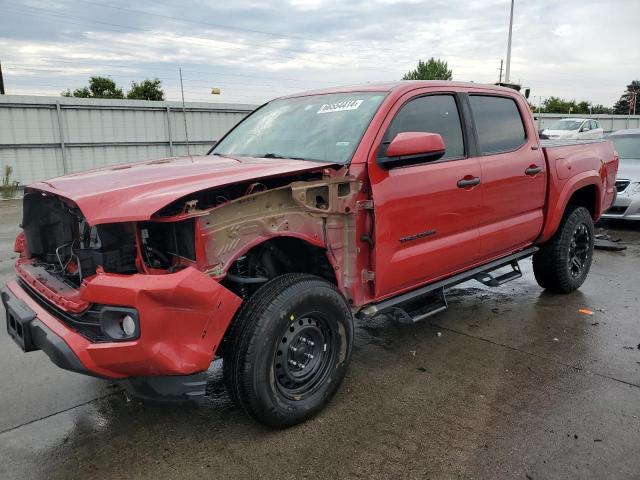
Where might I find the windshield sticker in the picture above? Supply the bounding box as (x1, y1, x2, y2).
(317, 99, 363, 114)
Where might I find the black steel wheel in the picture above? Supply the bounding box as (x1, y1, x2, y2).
(533, 205, 594, 293)
(568, 222, 591, 278)
(223, 273, 353, 428)
(275, 313, 338, 399)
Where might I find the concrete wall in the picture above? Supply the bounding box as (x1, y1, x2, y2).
(535, 113, 640, 132)
(0, 95, 256, 185)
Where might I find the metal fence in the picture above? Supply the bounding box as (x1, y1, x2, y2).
(535, 113, 640, 132)
(0, 95, 256, 185)
(3, 96, 640, 186)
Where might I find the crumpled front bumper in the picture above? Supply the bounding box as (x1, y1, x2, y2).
(2, 266, 242, 381)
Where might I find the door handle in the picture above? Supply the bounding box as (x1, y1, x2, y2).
(525, 166, 542, 176)
(457, 176, 481, 188)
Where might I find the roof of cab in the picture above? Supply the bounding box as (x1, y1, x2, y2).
(279, 80, 520, 99)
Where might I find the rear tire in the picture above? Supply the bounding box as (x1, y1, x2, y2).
(533, 205, 594, 293)
(223, 273, 353, 428)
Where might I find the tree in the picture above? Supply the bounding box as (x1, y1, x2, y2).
(613, 80, 640, 115)
(540, 97, 610, 115)
(402, 58, 452, 81)
(542, 96, 576, 114)
(127, 78, 165, 101)
(62, 76, 124, 99)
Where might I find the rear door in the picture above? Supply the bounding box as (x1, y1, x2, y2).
(467, 94, 547, 260)
(368, 91, 482, 299)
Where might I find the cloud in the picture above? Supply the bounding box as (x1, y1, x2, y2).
(0, 0, 637, 106)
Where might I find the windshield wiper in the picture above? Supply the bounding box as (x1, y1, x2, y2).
(212, 152, 242, 162)
(262, 153, 307, 160)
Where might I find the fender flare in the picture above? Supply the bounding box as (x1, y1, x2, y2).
(538, 172, 602, 243)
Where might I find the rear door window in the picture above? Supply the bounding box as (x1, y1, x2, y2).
(469, 95, 526, 154)
(382, 95, 465, 160)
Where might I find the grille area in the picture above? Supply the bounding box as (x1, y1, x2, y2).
(615, 180, 630, 193)
(18, 279, 107, 342)
(607, 206, 628, 215)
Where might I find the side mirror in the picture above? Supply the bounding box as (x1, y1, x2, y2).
(378, 132, 445, 169)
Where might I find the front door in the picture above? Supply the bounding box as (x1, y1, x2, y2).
(368, 92, 482, 299)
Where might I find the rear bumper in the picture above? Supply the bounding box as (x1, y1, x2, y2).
(2, 267, 242, 380)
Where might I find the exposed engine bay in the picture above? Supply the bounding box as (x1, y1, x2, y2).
(21, 193, 197, 287)
(22, 193, 138, 287)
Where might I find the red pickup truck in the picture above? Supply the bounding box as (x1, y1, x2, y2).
(2, 81, 618, 427)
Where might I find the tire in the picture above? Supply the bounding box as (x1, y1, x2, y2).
(532, 205, 594, 293)
(223, 273, 354, 428)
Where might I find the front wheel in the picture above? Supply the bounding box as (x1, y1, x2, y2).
(223, 273, 353, 428)
(533, 205, 594, 293)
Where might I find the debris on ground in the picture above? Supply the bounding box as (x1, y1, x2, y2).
(594, 233, 627, 251)
(436, 332, 442, 337)
(579, 309, 594, 315)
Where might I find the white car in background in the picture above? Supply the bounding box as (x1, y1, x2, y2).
(602, 129, 640, 221)
(542, 118, 604, 140)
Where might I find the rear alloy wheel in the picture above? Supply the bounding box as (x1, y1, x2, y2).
(533, 205, 594, 293)
(224, 273, 353, 428)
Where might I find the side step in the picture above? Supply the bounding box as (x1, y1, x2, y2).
(357, 247, 538, 321)
(474, 260, 522, 287)
(390, 288, 448, 325)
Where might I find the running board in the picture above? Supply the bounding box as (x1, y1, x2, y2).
(357, 247, 538, 319)
(474, 260, 522, 287)
(390, 288, 448, 325)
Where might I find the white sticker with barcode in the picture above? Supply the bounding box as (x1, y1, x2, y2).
(317, 99, 363, 114)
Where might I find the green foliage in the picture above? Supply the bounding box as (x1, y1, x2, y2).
(62, 77, 165, 101)
(126, 78, 165, 101)
(61, 76, 124, 99)
(540, 97, 611, 114)
(402, 58, 453, 81)
(613, 80, 640, 115)
(1, 165, 19, 199)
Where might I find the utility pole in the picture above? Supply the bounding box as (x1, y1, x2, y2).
(505, 0, 515, 84)
(498, 59, 504, 83)
(179, 67, 191, 156)
(0, 61, 5, 95)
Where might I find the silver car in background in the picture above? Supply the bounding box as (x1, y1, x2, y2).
(541, 118, 604, 140)
(602, 129, 640, 220)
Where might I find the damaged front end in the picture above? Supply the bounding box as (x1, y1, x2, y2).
(5, 162, 365, 400)
(7, 190, 242, 384)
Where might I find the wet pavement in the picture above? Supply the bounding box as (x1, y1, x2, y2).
(1, 198, 639, 479)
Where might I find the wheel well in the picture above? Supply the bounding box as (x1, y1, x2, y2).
(567, 185, 597, 218)
(222, 237, 337, 300)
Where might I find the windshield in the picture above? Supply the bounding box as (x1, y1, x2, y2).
(611, 136, 640, 160)
(212, 92, 387, 164)
(548, 120, 583, 131)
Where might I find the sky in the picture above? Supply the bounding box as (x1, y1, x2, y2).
(0, 0, 638, 107)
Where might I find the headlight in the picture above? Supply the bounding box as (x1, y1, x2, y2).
(99, 307, 140, 340)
